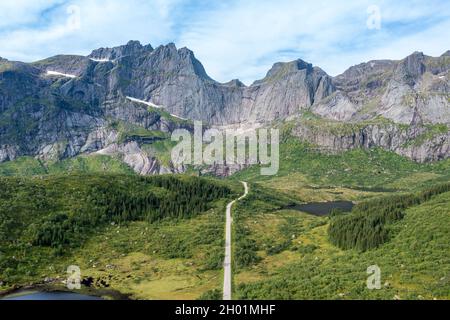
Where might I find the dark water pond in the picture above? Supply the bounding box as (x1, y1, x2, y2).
(2, 291, 103, 300)
(287, 201, 354, 216)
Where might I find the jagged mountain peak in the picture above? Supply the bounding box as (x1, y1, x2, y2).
(147, 42, 213, 81)
(394, 51, 427, 85)
(88, 40, 153, 61)
(152, 42, 207, 59)
(442, 50, 450, 57)
(0, 45, 448, 168)
(265, 59, 314, 78)
(153, 42, 177, 53)
(336, 59, 396, 80)
(401, 51, 427, 66)
(224, 79, 246, 87)
(251, 58, 321, 87)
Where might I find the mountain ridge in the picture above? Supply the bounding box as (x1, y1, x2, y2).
(0, 41, 449, 173)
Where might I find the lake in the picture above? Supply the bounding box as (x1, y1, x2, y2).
(286, 200, 354, 216)
(2, 291, 103, 300)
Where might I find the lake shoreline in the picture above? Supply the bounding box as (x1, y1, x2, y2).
(285, 200, 354, 216)
(0, 282, 131, 300)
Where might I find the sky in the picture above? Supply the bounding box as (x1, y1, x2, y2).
(0, 0, 449, 84)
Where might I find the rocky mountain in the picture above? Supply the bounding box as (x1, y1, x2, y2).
(313, 51, 450, 125)
(301, 51, 450, 161)
(0, 40, 449, 174)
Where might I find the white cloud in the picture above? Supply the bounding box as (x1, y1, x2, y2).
(0, 0, 448, 83)
(178, 0, 450, 83)
(0, 0, 181, 61)
(0, 0, 63, 28)
(179, 0, 351, 82)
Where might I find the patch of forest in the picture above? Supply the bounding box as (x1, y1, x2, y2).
(0, 174, 233, 249)
(328, 182, 450, 251)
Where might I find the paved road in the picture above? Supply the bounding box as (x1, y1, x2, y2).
(223, 181, 249, 300)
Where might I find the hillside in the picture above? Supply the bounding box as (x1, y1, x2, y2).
(0, 144, 448, 300)
(0, 42, 448, 174)
(233, 186, 450, 300)
(232, 135, 450, 191)
(225, 138, 450, 300)
(0, 40, 449, 301)
(0, 173, 239, 298)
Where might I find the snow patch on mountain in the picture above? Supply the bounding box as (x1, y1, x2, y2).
(46, 70, 77, 78)
(170, 113, 187, 120)
(126, 96, 162, 109)
(89, 58, 111, 63)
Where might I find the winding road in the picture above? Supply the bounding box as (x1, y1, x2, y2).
(223, 181, 249, 300)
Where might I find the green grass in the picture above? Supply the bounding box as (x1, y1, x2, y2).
(47, 155, 135, 174)
(0, 157, 47, 176)
(233, 190, 450, 300)
(0, 130, 449, 300)
(232, 137, 450, 191)
(403, 124, 449, 147)
(229, 135, 449, 300)
(109, 120, 169, 144)
(0, 173, 237, 296)
(12, 202, 229, 300)
(0, 155, 135, 176)
(142, 139, 178, 167)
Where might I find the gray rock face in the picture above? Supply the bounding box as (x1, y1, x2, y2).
(0, 41, 449, 173)
(39, 43, 336, 126)
(96, 141, 185, 175)
(0, 145, 18, 162)
(236, 60, 334, 124)
(314, 52, 450, 125)
(200, 163, 249, 177)
(89, 40, 154, 61)
(292, 122, 449, 162)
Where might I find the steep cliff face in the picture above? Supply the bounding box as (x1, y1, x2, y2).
(95, 141, 185, 175)
(29, 42, 336, 126)
(0, 45, 193, 174)
(291, 119, 449, 162)
(303, 52, 449, 162)
(313, 52, 450, 125)
(237, 60, 334, 124)
(89, 40, 154, 61)
(0, 41, 449, 173)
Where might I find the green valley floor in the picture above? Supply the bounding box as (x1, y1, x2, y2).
(0, 141, 449, 300)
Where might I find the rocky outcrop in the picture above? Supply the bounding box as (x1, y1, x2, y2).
(200, 163, 250, 177)
(292, 121, 450, 162)
(237, 60, 334, 124)
(96, 141, 184, 175)
(0, 145, 18, 162)
(89, 40, 153, 61)
(313, 52, 450, 125)
(0, 41, 449, 172)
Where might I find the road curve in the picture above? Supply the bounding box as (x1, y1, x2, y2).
(223, 181, 249, 300)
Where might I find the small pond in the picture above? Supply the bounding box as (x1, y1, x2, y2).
(286, 201, 354, 216)
(2, 291, 103, 300)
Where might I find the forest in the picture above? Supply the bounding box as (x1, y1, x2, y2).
(0, 174, 233, 250)
(328, 182, 450, 251)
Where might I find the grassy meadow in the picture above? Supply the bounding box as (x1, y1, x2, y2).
(0, 134, 449, 300)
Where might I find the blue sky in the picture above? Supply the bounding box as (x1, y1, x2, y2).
(0, 0, 449, 84)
